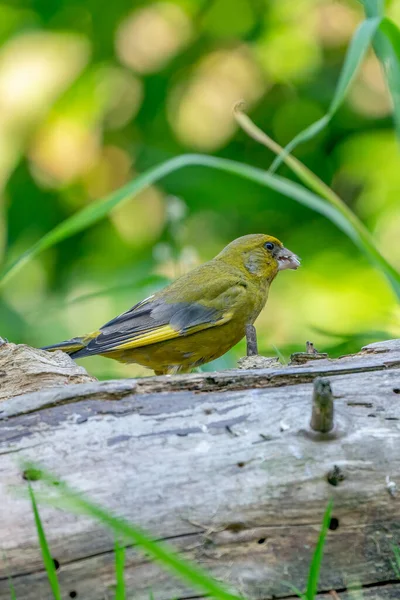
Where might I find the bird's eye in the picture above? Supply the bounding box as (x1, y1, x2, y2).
(264, 242, 275, 251)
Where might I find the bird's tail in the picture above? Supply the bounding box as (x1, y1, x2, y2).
(41, 337, 87, 356)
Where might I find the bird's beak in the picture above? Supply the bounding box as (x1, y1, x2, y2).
(276, 246, 301, 271)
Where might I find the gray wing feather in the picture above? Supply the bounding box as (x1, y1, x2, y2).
(71, 298, 221, 358)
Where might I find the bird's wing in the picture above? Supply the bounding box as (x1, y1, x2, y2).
(73, 282, 247, 358)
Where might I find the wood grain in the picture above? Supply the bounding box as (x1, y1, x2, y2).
(0, 339, 96, 401)
(0, 339, 399, 599)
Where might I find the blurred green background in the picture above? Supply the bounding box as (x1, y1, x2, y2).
(1, 0, 399, 379)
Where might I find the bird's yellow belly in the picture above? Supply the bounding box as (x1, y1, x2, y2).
(102, 321, 246, 374)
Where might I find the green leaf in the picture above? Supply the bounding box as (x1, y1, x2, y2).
(25, 465, 242, 600)
(374, 17, 400, 140)
(1, 154, 399, 299)
(114, 539, 126, 600)
(361, 0, 384, 14)
(281, 581, 306, 599)
(28, 484, 62, 600)
(269, 16, 382, 172)
(306, 501, 333, 599)
(360, 1, 400, 141)
(234, 109, 400, 299)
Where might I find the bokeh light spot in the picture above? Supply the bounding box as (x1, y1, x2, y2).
(257, 26, 321, 82)
(349, 53, 392, 118)
(29, 118, 101, 185)
(111, 184, 166, 248)
(0, 32, 89, 125)
(202, 0, 255, 38)
(315, 3, 362, 47)
(95, 66, 143, 130)
(169, 47, 266, 150)
(116, 3, 191, 74)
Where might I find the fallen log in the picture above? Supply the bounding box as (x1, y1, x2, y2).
(0, 339, 400, 599)
(0, 337, 96, 401)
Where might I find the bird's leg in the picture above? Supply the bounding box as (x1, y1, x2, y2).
(246, 324, 258, 356)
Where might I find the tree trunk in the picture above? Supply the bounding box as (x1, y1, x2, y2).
(1, 339, 400, 600)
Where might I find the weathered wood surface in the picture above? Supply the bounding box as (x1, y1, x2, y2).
(294, 584, 400, 599)
(0, 339, 400, 600)
(0, 340, 96, 401)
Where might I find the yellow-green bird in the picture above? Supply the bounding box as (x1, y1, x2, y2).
(42, 234, 300, 374)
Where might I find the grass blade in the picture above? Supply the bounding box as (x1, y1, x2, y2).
(1, 154, 399, 299)
(234, 108, 400, 299)
(28, 484, 61, 600)
(6, 570, 17, 600)
(0, 157, 185, 286)
(114, 539, 126, 600)
(8, 581, 17, 600)
(271, 344, 288, 365)
(374, 17, 400, 140)
(360, 0, 400, 141)
(26, 465, 242, 600)
(269, 16, 381, 172)
(2, 553, 17, 600)
(391, 544, 400, 579)
(306, 501, 333, 599)
(282, 581, 306, 598)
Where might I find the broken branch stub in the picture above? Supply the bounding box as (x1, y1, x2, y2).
(1, 339, 400, 600)
(290, 340, 328, 365)
(310, 377, 334, 433)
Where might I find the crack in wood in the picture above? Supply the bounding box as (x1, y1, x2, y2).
(1, 339, 400, 600)
(2, 358, 400, 422)
(0, 520, 394, 582)
(167, 581, 400, 600)
(0, 530, 201, 583)
(284, 579, 400, 599)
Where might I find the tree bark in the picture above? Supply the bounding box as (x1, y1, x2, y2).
(0, 338, 96, 401)
(0, 339, 400, 600)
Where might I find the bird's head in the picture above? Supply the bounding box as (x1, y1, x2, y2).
(216, 234, 300, 281)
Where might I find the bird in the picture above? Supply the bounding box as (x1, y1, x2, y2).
(42, 234, 300, 374)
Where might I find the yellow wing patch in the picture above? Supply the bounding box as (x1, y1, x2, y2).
(106, 312, 233, 352)
(47, 342, 84, 353)
(110, 325, 180, 351)
(83, 330, 101, 342)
